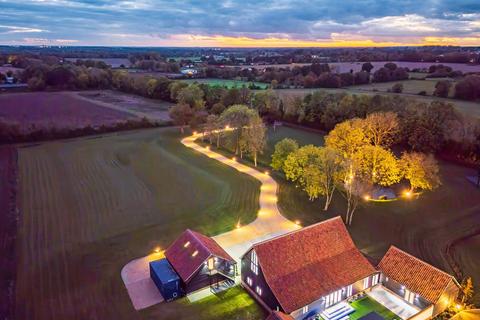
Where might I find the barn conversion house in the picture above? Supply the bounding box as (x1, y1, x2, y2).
(150, 229, 237, 300)
(241, 217, 459, 320)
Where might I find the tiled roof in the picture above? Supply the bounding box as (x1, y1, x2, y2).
(165, 229, 234, 283)
(265, 311, 294, 320)
(251, 216, 376, 313)
(378, 246, 457, 303)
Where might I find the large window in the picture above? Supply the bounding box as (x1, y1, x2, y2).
(302, 306, 309, 314)
(346, 285, 353, 297)
(325, 289, 343, 308)
(250, 250, 259, 275)
(246, 277, 252, 286)
(256, 286, 262, 296)
(363, 277, 369, 289)
(372, 274, 379, 286)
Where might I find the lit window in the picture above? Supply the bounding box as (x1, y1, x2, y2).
(302, 306, 309, 314)
(372, 274, 379, 286)
(184, 241, 190, 248)
(256, 286, 262, 296)
(192, 250, 198, 257)
(250, 250, 258, 275)
(363, 277, 369, 289)
(346, 285, 353, 297)
(246, 277, 252, 286)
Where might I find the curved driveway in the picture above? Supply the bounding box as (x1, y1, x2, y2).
(122, 130, 299, 310)
(181, 131, 300, 261)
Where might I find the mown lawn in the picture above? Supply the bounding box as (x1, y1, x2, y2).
(15, 127, 262, 320)
(350, 297, 399, 320)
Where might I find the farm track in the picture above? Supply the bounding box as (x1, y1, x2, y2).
(14, 128, 261, 319)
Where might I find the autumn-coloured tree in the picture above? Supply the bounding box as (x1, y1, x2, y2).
(400, 152, 441, 191)
(325, 118, 369, 159)
(354, 145, 402, 186)
(364, 112, 399, 148)
(176, 84, 205, 110)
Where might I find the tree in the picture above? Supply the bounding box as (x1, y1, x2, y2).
(354, 145, 401, 186)
(169, 103, 193, 133)
(271, 138, 299, 172)
(400, 152, 441, 191)
(434, 80, 452, 98)
(384, 62, 397, 71)
(338, 159, 372, 225)
(176, 84, 205, 110)
(219, 105, 257, 155)
(364, 112, 399, 148)
(454, 75, 480, 101)
(362, 62, 374, 73)
(460, 277, 475, 306)
(373, 67, 391, 82)
(252, 89, 281, 116)
(284, 145, 341, 210)
(204, 114, 219, 145)
(325, 119, 369, 159)
(243, 115, 267, 166)
(169, 81, 188, 101)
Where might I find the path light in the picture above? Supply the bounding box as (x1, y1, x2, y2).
(206, 146, 210, 151)
(232, 157, 236, 161)
(154, 247, 161, 253)
(264, 170, 269, 175)
(295, 220, 301, 226)
(455, 304, 463, 311)
(404, 190, 412, 198)
(193, 131, 197, 135)
(236, 221, 241, 229)
(225, 125, 230, 130)
(364, 195, 371, 201)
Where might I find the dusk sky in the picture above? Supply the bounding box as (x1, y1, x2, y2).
(0, 0, 479, 47)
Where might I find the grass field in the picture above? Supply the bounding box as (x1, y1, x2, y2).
(349, 297, 398, 320)
(214, 125, 480, 305)
(351, 79, 449, 96)
(15, 127, 262, 320)
(183, 78, 269, 89)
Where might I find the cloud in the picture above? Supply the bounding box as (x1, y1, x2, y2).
(0, 0, 478, 46)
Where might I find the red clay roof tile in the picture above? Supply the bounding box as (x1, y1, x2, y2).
(378, 246, 457, 303)
(251, 216, 376, 313)
(165, 229, 234, 283)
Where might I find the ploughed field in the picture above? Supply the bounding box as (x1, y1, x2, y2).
(15, 127, 262, 320)
(0, 92, 135, 132)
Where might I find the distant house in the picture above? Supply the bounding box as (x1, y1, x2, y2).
(150, 229, 237, 300)
(241, 217, 459, 320)
(378, 246, 460, 318)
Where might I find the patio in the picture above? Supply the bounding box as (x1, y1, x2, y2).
(366, 286, 420, 320)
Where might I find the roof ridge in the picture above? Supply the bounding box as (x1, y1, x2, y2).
(251, 216, 345, 249)
(387, 245, 455, 279)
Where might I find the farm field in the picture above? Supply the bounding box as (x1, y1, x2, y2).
(77, 90, 174, 122)
(272, 87, 480, 118)
(65, 57, 131, 68)
(350, 79, 454, 96)
(0, 147, 17, 319)
(210, 125, 480, 304)
(183, 78, 269, 89)
(15, 127, 262, 320)
(0, 92, 136, 132)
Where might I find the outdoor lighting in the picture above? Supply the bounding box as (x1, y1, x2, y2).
(456, 304, 463, 311)
(154, 247, 161, 253)
(193, 131, 197, 135)
(206, 146, 210, 150)
(404, 190, 412, 198)
(265, 170, 269, 175)
(295, 220, 301, 226)
(364, 195, 371, 201)
(225, 125, 230, 130)
(236, 222, 241, 229)
(232, 157, 236, 161)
